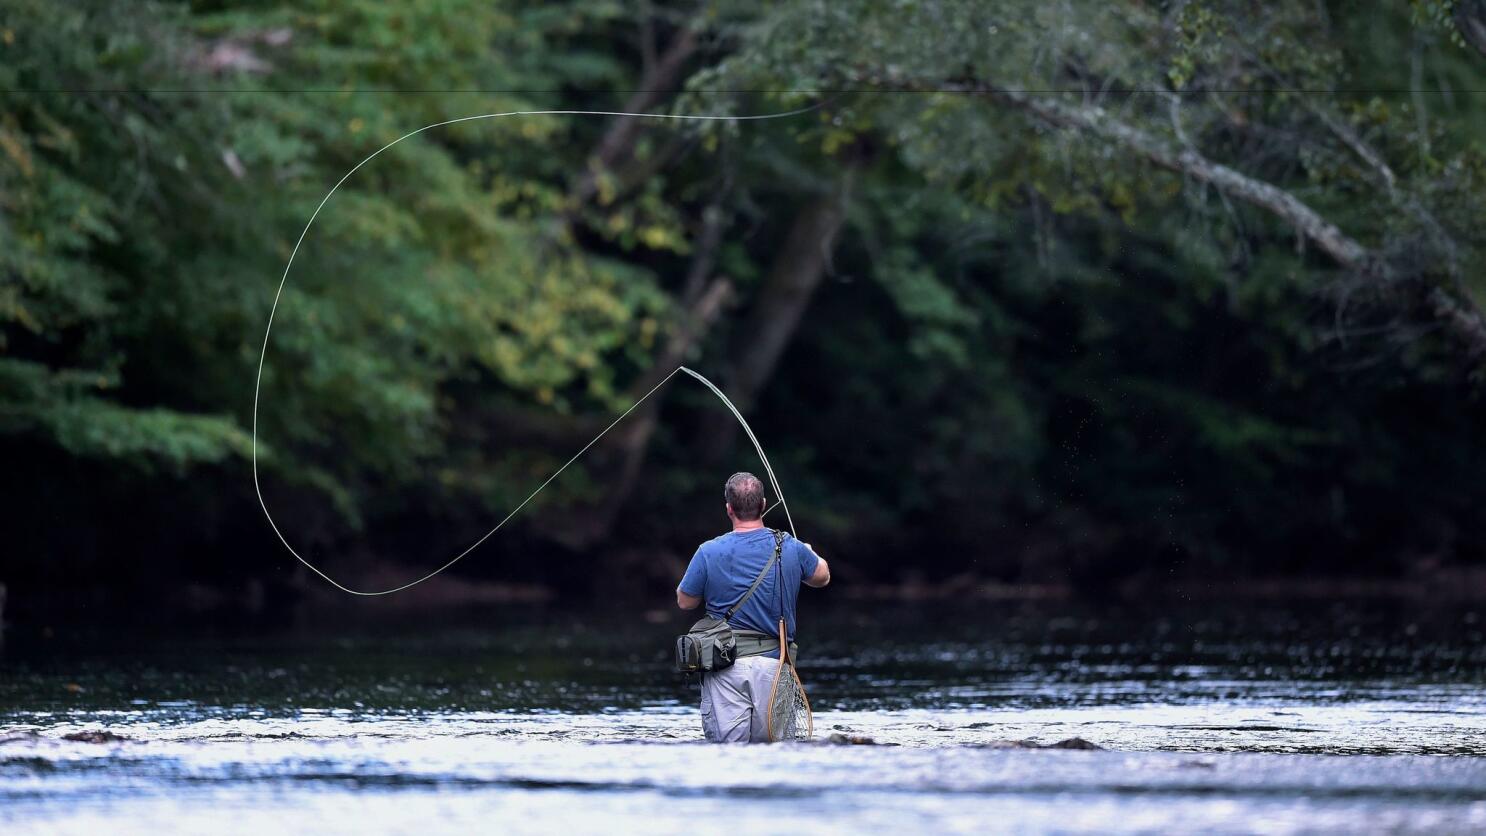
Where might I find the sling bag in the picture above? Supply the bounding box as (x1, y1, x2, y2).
(674, 529, 783, 674)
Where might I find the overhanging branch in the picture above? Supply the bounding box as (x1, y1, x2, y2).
(976, 85, 1373, 270)
(921, 80, 1486, 360)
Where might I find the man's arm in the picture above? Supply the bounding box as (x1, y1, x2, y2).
(677, 547, 706, 609)
(803, 544, 830, 588)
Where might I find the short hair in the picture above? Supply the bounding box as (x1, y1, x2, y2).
(724, 472, 765, 521)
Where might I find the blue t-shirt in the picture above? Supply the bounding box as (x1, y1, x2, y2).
(678, 528, 819, 649)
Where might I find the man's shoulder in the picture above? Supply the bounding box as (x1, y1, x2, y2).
(695, 531, 734, 554)
(695, 528, 780, 556)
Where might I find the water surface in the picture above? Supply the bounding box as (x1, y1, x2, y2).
(3, 604, 1484, 833)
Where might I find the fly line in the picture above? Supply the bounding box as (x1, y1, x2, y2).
(253, 103, 818, 595)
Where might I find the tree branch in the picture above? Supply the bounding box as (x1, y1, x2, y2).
(681, 203, 728, 309)
(568, 26, 700, 210)
(1309, 104, 1461, 278)
(916, 80, 1486, 361)
(1311, 106, 1397, 193)
(1427, 286, 1486, 361)
(974, 85, 1373, 270)
(1456, 0, 1486, 58)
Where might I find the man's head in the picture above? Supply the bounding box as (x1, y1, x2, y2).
(724, 472, 766, 522)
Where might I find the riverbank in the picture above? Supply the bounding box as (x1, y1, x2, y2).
(7, 562, 1486, 633)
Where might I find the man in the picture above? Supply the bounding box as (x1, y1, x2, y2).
(676, 471, 831, 743)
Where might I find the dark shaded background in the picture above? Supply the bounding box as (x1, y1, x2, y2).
(4, 1, 1486, 627)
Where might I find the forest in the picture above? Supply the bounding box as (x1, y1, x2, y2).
(3, 0, 1485, 620)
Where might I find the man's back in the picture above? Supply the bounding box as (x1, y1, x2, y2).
(679, 528, 818, 649)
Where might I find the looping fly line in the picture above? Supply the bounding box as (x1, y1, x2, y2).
(253, 103, 817, 596)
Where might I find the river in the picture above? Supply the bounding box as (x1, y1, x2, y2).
(3, 603, 1484, 833)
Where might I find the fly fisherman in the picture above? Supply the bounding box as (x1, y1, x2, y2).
(676, 472, 831, 743)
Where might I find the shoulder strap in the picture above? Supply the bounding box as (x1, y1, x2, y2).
(725, 529, 785, 621)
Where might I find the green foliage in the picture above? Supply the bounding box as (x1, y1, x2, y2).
(1, 0, 673, 526)
(1410, 0, 1470, 48)
(4, 0, 1486, 598)
(696, 0, 1486, 577)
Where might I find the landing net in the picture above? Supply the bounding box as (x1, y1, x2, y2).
(765, 611, 812, 742)
(766, 659, 813, 742)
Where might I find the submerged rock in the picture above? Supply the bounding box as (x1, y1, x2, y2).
(1039, 737, 1103, 750)
(61, 730, 131, 744)
(821, 732, 890, 745)
(976, 737, 1106, 750)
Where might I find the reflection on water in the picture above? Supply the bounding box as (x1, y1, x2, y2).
(2, 604, 1484, 833)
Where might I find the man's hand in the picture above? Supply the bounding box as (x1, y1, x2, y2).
(677, 588, 703, 610)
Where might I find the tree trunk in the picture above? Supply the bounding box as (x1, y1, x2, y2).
(546, 276, 735, 548)
(523, 20, 717, 548)
(699, 171, 855, 460)
(731, 181, 854, 409)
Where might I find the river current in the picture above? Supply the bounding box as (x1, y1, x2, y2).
(3, 603, 1484, 833)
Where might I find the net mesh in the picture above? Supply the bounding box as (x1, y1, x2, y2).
(766, 660, 813, 742)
